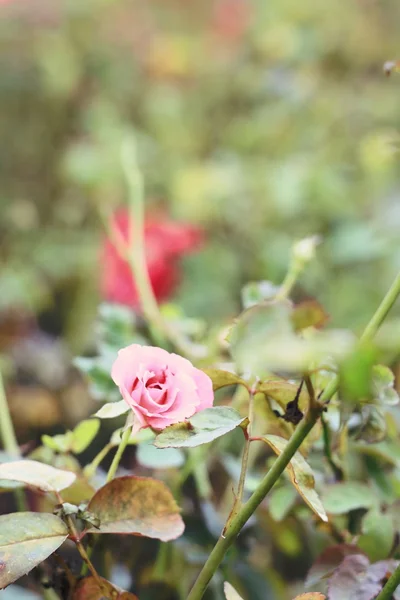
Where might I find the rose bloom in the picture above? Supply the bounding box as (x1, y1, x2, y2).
(101, 208, 203, 308)
(112, 344, 214, 431)
(211, 0, 250, 43)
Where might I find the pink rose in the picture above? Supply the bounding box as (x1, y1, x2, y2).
(111, 344, 214, 431)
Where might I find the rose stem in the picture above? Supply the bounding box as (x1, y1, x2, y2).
(106, 425, 133, 483)
(234, 389, 255, 509)
(375, 562, 400, 600)
(187, 268, 400, 600)
(120, 137, 203, 360)
(0, 369, 27, 512)
(66, 515, 106, 591)
(84, 442, 113, 479)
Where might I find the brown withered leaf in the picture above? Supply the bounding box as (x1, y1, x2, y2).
(87, 476, 185, 542)
(291, 300, 329, 332)
(72, 575, 138, 599)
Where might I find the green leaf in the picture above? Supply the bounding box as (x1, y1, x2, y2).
(0, 512, 68, 589)
(229, 300, 293, 377)
(355, 405, 387, 444)
(0, 460, 76, 493)
(97, 303, 137, 349)
(136, 440, 185, 469)
(321, 482, 377, 515)
(87, 476, 185, 542)
(71, 419, 100, 454)
(94, 400, 130, 419)
(269, 485, 298, 521)
(372, 364, 399, 406)
(72, 575, 138, 599)
(224, 582, 244, 600)
(358, 509, 395, 561)
(202, 369, 248, 391)
(73, 355, 120, 402)
(41, 432, 74, 454)
(339, 346, 377, 403)
(229, 300, 353, 375)
(261, 435, 327, 522)
(41, 419, 100, 455)
(154, 407, 246, 448)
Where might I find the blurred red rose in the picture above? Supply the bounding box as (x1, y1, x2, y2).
(101, 209, 203, 308)
(212, 0, 250, 43)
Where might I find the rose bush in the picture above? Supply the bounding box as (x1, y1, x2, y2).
(111, 344, 214, 431)
(101, 208, 203, 308)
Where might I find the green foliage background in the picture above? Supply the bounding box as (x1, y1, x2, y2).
(1, 0, 400, 341)
(1, 1, 400, 598)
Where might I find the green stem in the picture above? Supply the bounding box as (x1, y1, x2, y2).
(276, 266, 300, 301)
(359, 270, 400, 343)
(0, 369, 19, 455)
(375, 562, 400, 600)
(0, 370, 27, 512)
(235, 391, 255, 504)
(120, 137, 203, 360)
(66, 515, 105, 591)
(121, 138, 166, 348)
(152, 542, 170, 581)
(106, 425, 133, 483)
(321, 413, 343, 481)
(84, 442, 113, 479)
(187, 405, 322, 600)
(187, 269, 400, 600)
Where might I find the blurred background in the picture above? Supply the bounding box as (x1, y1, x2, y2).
(1, 0, 400, 597)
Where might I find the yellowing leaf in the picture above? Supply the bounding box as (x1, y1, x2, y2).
(224, 582, 244, 600)
(202, 369, 248, 391)
(87, 476, 184, 542)
(0, 460, 76, 493)
(261, 435, 328, 522)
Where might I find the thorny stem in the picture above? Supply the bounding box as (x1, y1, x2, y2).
(187, 269, 400, 600)
(66, 515, 105, 591)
